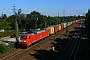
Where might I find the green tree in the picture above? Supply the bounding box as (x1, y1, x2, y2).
(6, 15, 15, 30)
(1, 14, 7, 19)
(0, 21, 11, 30)
(0, 17, 1, 20)
(25, 11, 44, 30)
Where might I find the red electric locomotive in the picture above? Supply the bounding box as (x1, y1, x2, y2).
(19, 29, 49, 47)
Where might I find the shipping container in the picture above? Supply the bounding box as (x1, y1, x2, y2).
(72, 21, 75, 24)
(47, 27, 54, 35)
(62, 23, 67, 28)
(68, 22, 71, 26)
(54, 25, 59, 33)
(58, 24, 61, 30)
(76, 20, 80, 22)
(61, 24, 64, 29)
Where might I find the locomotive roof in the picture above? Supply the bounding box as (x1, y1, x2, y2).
(27, 29, 45, 34)
(34, 29, 45, 34)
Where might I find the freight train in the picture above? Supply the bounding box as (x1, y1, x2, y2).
(15, 20, 80, 48)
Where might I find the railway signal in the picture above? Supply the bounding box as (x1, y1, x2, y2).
(13, 4, 22, 48)
(63, 9, 68, 36)
(66, 19, 68, 37)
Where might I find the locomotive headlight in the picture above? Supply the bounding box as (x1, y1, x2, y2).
(19, 40, 26, 42)
(24, 40, 26, 42)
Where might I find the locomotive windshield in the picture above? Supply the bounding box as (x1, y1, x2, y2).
(20, 36, 27, 39)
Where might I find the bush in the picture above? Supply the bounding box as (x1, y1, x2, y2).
(0, 44, 6, 54)
(0, 43, 15, 54)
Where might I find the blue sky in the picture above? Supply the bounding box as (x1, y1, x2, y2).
(0, 0, 90, 16)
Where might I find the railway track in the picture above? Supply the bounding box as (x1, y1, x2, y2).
(54, 24, 80, 60)
(56, 21, 89, 60)
(77, 23, 88, 60)
(0, 23, 78, 60)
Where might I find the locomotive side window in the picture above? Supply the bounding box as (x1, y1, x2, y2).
(29, 36, 30, 39)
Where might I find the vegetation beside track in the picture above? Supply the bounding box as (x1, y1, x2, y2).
(0, 30, 15, 38)
(0, 43, 15, 55)
(85, 9, 90, 38)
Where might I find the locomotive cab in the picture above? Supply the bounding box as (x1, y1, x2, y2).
(19, 34, 32, 47)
